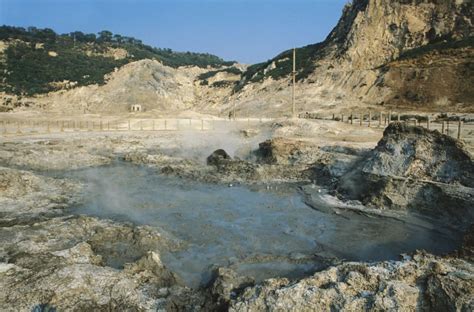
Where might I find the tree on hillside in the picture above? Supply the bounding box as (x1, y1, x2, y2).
(84, 33, 96, 42)
(35, 28, 56, 43)
(69, 31, 86, 42)
(113, 34, 123, 43)
(97, 30, 113, 42)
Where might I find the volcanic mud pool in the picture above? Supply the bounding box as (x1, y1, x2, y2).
(66, 163, 462, 288)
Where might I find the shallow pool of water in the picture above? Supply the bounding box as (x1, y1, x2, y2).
(67, 163, 461, 287)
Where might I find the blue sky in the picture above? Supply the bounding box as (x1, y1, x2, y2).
(0, 0, 347, 64)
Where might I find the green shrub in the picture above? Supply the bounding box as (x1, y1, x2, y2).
(398, 36, 474, 61)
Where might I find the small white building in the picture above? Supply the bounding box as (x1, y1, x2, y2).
(131, 104, 142, 112)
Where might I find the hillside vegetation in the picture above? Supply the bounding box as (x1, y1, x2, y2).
(0, 26, 234, 95)
(234, 42, 326, 92)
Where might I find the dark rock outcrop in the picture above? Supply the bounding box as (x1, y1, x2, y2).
(207, 149, 232, 166)
(257, 138, 317, 165)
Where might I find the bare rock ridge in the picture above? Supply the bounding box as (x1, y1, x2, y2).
(30, 60, 207, 114)
(325, 0, 472, 68)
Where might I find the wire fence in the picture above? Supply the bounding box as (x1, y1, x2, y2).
(301, 111, 474, 143)
(0, 118, 273, 135)
(1, 114, 473, 146)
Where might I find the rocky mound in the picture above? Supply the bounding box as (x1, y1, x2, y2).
(37, 60, 205, 114)
(0, 215, 194, 311)
(227, 251, 474, 311)
(337, 122, 474, 222)
(257, 138, 320, 165)
(0, 167, 81, 225)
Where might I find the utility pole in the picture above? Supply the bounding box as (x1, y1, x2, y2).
(233, 97, 236, 121)
(292, 48, 296, 118)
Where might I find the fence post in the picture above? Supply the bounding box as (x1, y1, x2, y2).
(341, 114, 344, 123)
(360, 113, 363, 126)
(427, 116, 430, 130)
(368, 111, 371, 127)
(447, 119, 450, 135)
(442, 121, 445, 134)
(388, 111, 392, 124)
(350, 112, 353, 125)
(458, 118, 463, 140)
(397, 112, 401, 122)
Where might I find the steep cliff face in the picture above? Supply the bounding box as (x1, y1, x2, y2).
(380, 39, 473, 109)
(229, 0, 474, 116)
(329, 0, 472, 68)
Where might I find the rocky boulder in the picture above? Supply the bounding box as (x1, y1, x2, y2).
(206, 149, 261, 182)
(207, 149, 232, 166)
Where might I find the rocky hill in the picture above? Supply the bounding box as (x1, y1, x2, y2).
(229, 0, 474, 116)
(34, 60, 207, 114)
(0, 26, 234, 97)
(1, 0, 473, 115)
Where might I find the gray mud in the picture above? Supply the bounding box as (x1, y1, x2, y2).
(62, 162, 462, 288)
